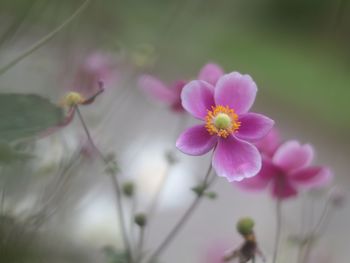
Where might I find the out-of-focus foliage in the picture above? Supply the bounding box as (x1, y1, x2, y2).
(0, 142, 32, 165)
(0, 94, 64, 143)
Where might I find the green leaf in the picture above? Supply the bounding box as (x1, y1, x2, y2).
(0, 94, 64, 142)
(0, 143, 32, 165)
(103, 247, 128, 263)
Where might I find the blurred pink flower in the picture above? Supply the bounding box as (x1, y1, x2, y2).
(73, 52, 119, 97)
(138, 76, 187, 112)
(235, 140, 333, 199)
(138, 63, 224, 113)
(255, 127, 281, 157)
(176, 71, 274, 181)
(202, 240, 232, 263)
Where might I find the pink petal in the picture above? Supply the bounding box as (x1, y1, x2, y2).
(234, 158, 277, 191)
(203, 239, 232, 263)
(176, 125, 217, 156)
(289, 166, 333, 188)
(138, 75, 176, 104)
(212, 136, 262, 182)
(271, 176, 298, 199)
(181, 80, 215, 120)
(214, 72, 257, 114)
(236, 113, 274, 142)
(255, 127, 281, 157)
(170, 80, 187, 112)
(198, 63, 225, 86)
(272, 141, 314, 172)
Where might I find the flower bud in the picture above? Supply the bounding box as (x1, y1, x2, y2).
(134, 213, 147, 227)
(329, 187, 347, 208)
(122, 181, 135, 197)
(165, 150, 178, 165)
(105, 160, 119, 175)
(205, 192, 217, 199)
(236, 217, 255, 236)
(191, 184, 207, 196)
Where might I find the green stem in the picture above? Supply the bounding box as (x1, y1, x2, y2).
(146, 164, 214, 263)
(75, 106, 133, 263)
(146, 116, 187, 220)
(301, 199, 332, 263)
(0, 0, 91, 77)
(129, 195, 138, 251)
(136, 226, 145, 263)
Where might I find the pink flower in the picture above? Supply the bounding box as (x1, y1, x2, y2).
(176, 71, 274, 181)
(138, 63, 224, 113)
(235, 140, 333, 199)
(202, 240, 232, 263)
(138, 76, 187, 112)
(73, 52, 119, 97)
(255, 127, 281, 157)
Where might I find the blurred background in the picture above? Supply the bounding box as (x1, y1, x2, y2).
(0, 0, 349, 262)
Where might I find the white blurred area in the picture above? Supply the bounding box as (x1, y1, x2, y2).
(0, 45, 349, 263)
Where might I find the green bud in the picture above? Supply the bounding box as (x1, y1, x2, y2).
(205, 192, 217, 199)
(236, 217, 255, 235)
(134, 213, 147, 227)
(122, 181, 135, 197)
(165, 150, 178, 165)
(191, 184, 207, 196)
(105, 161, 118, 175)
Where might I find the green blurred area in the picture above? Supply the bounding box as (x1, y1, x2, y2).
(0, 0, 349, 136)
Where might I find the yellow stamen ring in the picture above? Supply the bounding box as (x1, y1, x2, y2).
(205, 105, 241, 138)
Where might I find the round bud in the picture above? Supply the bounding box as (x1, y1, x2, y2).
(329, 187, 347, 208)
(165, 150, 178, 165)
(236, 217, 255, 236)
(206, 192, 217, 199)
(134, 213, 147, 227)
(122, 182, 135, 197)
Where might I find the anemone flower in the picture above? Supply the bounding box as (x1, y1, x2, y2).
(176, 71, 274, 181)
(254, 127, 281, 157)
(202, 239, 232, 263)
(138, 63, 224, 113)
(235, 140, 333, 199)
(73, 52, 119, 97)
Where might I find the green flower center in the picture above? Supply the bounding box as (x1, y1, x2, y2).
(214, 113, 231, 129)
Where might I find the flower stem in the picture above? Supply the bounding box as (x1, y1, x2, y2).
(146, 164, 214, 263)
(301, 199, 332, 263)
(272, 199, 282, 263)
(129, 195, 138, 251)
(0, 0, 91, 77)
(75, 106, 133, 263)
(136, 226, 145, 263)
(146, 116, 187, 221)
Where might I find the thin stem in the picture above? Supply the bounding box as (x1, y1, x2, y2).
(145, 165, 170, 223)
(129, 195, 138, 250)
(147, 116, 187, 220)
(0, 0, 37, 48)
(297, 244, 305, 263)
(313, 200, 331, 235)
(136, 226, 145, 263)
(146, 164, 213, 263)
(272, 199, 282, 263)
(301, 199, 332, 263)
(0, 0, 91, 77)
(75, 106, 133, 263)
